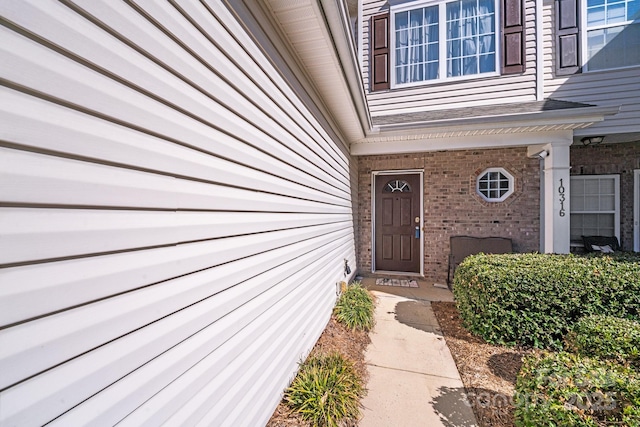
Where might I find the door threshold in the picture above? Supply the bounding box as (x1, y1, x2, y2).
(373, 270, 423, 277)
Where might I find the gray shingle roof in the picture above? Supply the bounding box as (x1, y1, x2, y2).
(372, 99, 595, 126)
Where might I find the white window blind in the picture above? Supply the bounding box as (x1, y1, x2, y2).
(570, 175, 620, 241)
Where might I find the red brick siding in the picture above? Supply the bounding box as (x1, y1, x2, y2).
(570, 140, 640, 251)
(357, 147, 541, 283)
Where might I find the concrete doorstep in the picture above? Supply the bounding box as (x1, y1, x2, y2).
(359, 280, 478, 427)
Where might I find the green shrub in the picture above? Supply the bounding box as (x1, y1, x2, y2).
(285, 352, 362, 427)
(515, 352, 640, 426)
(334, 282, 375, 331)
(566, 315, 640, 367)
(453, 253, 640, 349)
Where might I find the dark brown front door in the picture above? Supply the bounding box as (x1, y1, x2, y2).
(374, 173, 421, 273)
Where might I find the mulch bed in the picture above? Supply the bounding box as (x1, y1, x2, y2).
(266, 316, 371, 427)
(432, 301, 533, 427)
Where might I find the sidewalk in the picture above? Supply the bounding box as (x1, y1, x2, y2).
(359, 277, 478, 427)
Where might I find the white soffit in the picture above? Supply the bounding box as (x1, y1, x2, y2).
(352, 105, 621, 155)
(351, 130, 577, 155)
(263, 0, 366, 143)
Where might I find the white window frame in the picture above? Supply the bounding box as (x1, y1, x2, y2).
(476, 167, 514, 202)
(390, 0, 500, 88)
(580, 0, 640, 72)
(569, 174, 620, 242)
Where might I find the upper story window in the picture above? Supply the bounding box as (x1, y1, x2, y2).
(370, 0, 524, 91)
(392, 0, 498, 86)
(583, 0, 640, 71)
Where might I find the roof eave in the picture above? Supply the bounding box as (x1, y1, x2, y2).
(264, 0, 370, 144)
(372, 105, 622, 134)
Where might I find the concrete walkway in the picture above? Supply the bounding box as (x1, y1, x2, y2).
(359, 278, 478, 427)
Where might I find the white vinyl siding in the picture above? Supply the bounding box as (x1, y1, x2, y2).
(0, 1, 356, 426)
(543, 0, 640, 135)
(363, 0, 537, 116)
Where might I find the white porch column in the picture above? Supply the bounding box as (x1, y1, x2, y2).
(528, 141, 572, 254)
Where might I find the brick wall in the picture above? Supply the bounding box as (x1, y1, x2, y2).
(570, 140, 640, 251)
(357, 147, 541, 283)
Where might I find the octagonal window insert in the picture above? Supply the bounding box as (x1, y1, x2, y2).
(477, 168, 514, 202)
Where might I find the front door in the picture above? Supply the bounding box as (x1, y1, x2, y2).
(374, 173, 421, 273)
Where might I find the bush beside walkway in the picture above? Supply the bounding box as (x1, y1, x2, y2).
(452, 252, 640, 426)
(454, 252, 640, 350)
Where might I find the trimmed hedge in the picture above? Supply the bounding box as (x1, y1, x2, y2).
(515, 352, 640, 426)
(565, 315, 640, 367)
(453, 253, 640, 350)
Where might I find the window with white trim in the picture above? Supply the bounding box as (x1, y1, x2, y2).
(570, 175, 620, 241)
(583, 0, 640, 71)
(476, 168, 514, 202)
(391, 0, 498, 86)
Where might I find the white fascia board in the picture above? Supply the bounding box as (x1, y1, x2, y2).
(319, 0, 372, 134)
(351, 130, 574, 155)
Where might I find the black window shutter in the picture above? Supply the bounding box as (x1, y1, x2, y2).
(556, 0, 581, 74)
(502, 0, 525, 74)
(371, 13, 390, 91)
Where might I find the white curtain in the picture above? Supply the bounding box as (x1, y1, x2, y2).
(447, 0, 495, 77)
(408, 11, 423, 82)
(395, 8, 438, 84)
(478, 0, 495, 73)
(396, 12, 410, 84)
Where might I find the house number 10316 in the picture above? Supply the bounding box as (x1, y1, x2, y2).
(559, 179, 566, 217)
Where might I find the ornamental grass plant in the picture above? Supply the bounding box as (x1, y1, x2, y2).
(283, 281, 374, 426)
(285, 352, 363, 427)
(333, 282, 375, 332)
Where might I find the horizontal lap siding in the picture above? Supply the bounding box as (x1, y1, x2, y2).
(542, 0, 640, 135)
(0, 1, 356, 426)
(362, 0, 538, 116)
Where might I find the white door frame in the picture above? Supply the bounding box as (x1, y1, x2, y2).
(371, 169, 424, 276)
(634, 170, 639, 252)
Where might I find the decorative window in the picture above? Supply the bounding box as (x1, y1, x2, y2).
(384, 179, 413, 192)
(391, 0, 498, 86)
(570, 175, 620, 241)
(476, 168, 514, 201)
(583, 0, 640, 71)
